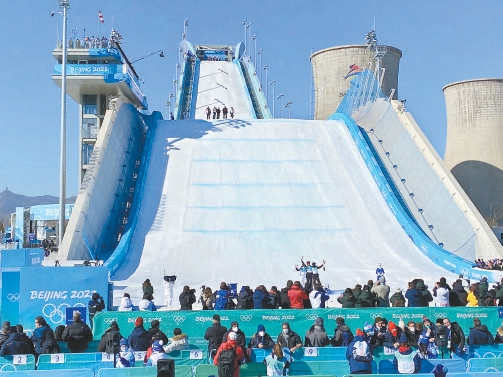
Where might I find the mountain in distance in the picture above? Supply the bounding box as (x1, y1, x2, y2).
(0, 188, 76, 226)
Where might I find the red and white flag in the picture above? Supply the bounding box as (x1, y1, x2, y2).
(98, 10, 104, 23)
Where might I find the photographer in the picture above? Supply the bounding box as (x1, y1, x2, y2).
(88, 292, 105, 325)
(179, 285, 197, 310)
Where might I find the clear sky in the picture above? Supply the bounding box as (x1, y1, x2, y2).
(1, 0, 501, 196)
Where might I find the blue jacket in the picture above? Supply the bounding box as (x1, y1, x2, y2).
(346, 335, 372, 373)
(214, 289, 230, 310)
(405, 288, 422, 307)
(468, 325, 494, 345)
(128, 326, 151, 351)
(31, 326, 54, 355)
(253, 290, 269, 309)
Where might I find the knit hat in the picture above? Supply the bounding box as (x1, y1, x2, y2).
(228, 332, 238, 341)
(398, 344, 409, 353)
(315, 317, 324, 327)
(120, 338, 128, 347)
(152, 339, 164, 352)
(135, 317, 143, 327)
(231, 321, 239, 327)
(355, 328, 364, 337)
(335, 317, 345, 325)
(257, 324, 265, 332)
(388, 321, 398, 337)
(432, 364, 448, 377)
(396, 287, 402, 292)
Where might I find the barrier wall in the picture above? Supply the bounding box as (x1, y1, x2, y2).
(93, 307, 503, 341)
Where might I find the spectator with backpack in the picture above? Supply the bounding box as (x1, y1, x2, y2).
(128, 317, 151, 351)
(356, 284, 376, 307)
(31, 316, 56, 356)
(346, 328, 372, 374)
(467, 317, 494, 345)
(331, 317, 354, 347)
(97, 320, 122, 353)
(214, 332, 246, 377)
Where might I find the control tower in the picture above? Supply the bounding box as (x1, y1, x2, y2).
(51, 30, 148, 183)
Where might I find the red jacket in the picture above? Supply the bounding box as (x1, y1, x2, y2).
(213, 339, 246, 377)
(288, 285, 308, 309)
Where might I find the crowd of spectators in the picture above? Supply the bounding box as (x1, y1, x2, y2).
(474, 258, 503, 270)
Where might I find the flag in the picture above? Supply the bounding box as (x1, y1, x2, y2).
(98, 10, 104, 24)
(344, 64, 362, 80)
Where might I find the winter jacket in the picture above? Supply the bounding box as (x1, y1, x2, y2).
(389, 292, 406, 307)
(222, 330, 246, 349)
(253, 289, 271, 309)
(179, 290, 196, 310)
(214, 289, 232, 310)
(393, 347, 421, 374)
(346, 335, 372, 374)
(62, 320, 93, 353)
(287, 286, 308, 309)
(466, 291, 478, 307)
(304, 326, 330, 347)
(337, 291, 357, 308)
(450, 283, 468, 306)
(248, 332, 275, 348)
(213, 339, 246, 377)
(118, 296, 134, 311)
(164, 333, 189, 353)
(276, 330, 302, 350)
(128, 326, 151, 351)
(434, 287, 450, 307)
(279, 287, 291, 309)
(372, 284, 390, 307)
(97, 327, 122, 353)
(468, 325, 494, 345)
(204, 322, 227, 352)
(331, 324, 354, 347)
(148, 327, 169, 345)
(138, 299, 157, 311)
(356, 289, 375, 307)
(0, 332, 36, 356)
(31, 326, 54, 355)
(309, 289, 329, 308)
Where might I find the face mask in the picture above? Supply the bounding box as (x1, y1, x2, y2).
(120, 345, 127, 352)
(258, 331, 265, 337)
(232, 326, 238, 332)
(282, 329, 289, 335)
(408, 327, 415, 333)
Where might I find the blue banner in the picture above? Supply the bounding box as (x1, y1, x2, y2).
(1, 271, 20, 324)
(29, 204, 74, 221)
(17, 267, 108, 330)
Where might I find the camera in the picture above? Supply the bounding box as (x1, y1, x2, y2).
(164, 275, 177, 283)
(189, 289, 196, 294)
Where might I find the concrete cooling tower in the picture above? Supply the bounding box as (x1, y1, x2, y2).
(443, 79, 503, 227)
(311, 44, 402, 120)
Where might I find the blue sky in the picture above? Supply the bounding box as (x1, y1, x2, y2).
(1, 0, 501, 196)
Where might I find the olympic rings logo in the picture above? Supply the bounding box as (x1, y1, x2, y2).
(433, 312, 447, 319)
(173, 316, 186, 325)
(370, 313, 383, 319)
(7, 293, 19, 302)
(42, 302, 86, 324)
(103, 318, 118, 325)
(305, 314, 319, 321)
(240, 315, 253, 322)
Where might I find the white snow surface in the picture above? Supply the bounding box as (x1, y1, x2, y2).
(110, 117, 457, 306)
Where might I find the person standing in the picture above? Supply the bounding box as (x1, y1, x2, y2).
(304, 317, 330, 347)
(62, 311, 93, 353)
(372, 277, 391, 307)
(142, 279, 154, 297)
(287, 281, 308, 309)
(276, 323, 302, 355)
(264, 343, 290, 376)
(467, 317, 494, 345)
(206, 106, 211, 120)
(179, 285, 197, 310)
(204, 314, 227, 359)
(88, 292, 105, 325)
(128, 317, 151, 351)
(214, 332, 246, 377)
(31, 316, 55, 356)
(222, 105, 228, 119)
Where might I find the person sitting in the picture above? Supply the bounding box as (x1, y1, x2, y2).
(116, 338, 135, 368)
(0, 326, 35, 356)
(138, 293, 157, 311)
(304, 317, 330, 347)
(468, 317, 494, 345)
(277, 322, 302, 355)
(248, 324, 275, 349)
(331, 317, 354, 347)
(164, 327, 189, 353)
(118, 292, 134, 311)
(346, 328, 372, 375)
(145, 339, 168, 366)
(61, 311, 93, 353)
(97, 320, 122, 353)
(147, 319, 169, 345)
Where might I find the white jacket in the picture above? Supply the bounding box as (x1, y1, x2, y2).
(164, 334, 189, 353)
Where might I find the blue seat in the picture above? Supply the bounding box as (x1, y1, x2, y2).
(36, 352, 114, 374)
(0, 368, 94, 377)
(467, 357, 503, 372)
(96, 365, 193, 377)
(0, 354, 36, 371)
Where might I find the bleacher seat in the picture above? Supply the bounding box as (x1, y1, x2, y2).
(0, 368, 93, 377)
(36, 352, 114, 374)
(467, 357, 503, 372)
(465, 344, 503, 359)
(0, 354, 36, 371)
(96, 365, 192, 377)
(379, 357, 466, 374)
(289, 360, 352, 376)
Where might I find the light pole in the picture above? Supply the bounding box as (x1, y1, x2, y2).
(251, 34, 257, 67)
(270, 80, 276, 117)
(57, 0, 70, 245)
(182, 18, 189, 40)
(263, 65, 269, 99)
(242, 18, 252, 56)
(277, 94, 285, 118)
(284, 102, 293, 119)
(256, 49, 263, 82)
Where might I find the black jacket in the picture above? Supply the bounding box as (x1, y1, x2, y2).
(204, 322, 227, 352)
(0, 333, 36, 356)
(62, 321, 93, 352)
(128, 326, 151, 351)
(179, 290, 197, 310)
